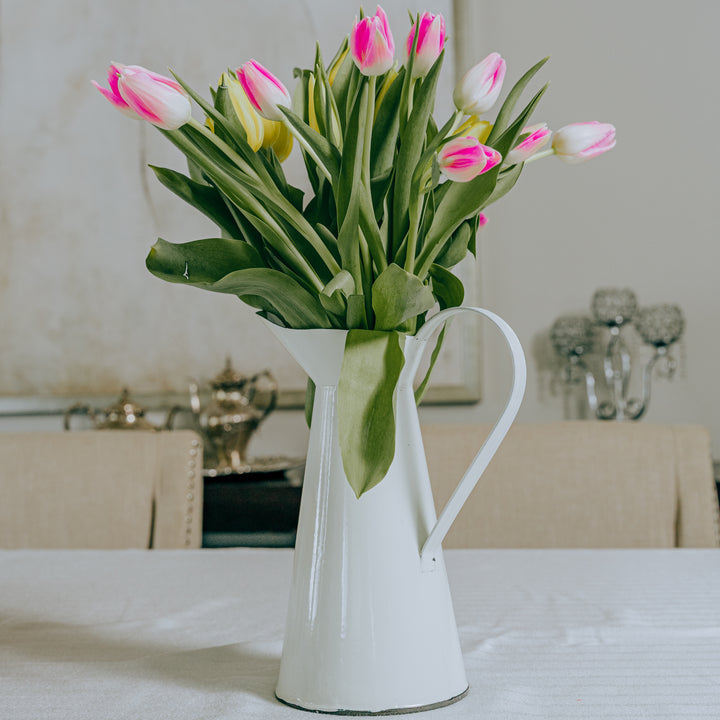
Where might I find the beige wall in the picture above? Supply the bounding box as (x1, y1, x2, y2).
(420, 0, 720, 461)
(1, 1, 719, 461)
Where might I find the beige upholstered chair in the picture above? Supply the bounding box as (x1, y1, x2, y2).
(0, 430, 203, 549)
(422, 422, 720, 548)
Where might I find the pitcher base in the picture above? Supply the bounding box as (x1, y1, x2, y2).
(275, 685, 469, 716)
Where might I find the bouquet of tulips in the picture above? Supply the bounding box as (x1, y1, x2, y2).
(95, 6, 614, 494)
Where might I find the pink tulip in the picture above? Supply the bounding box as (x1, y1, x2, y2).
(478, 212, 488, 228)
(438, 136, 502, 182)
(93, 63, 191, 130)
(505, 122, 552, 165)
(350, 5, 395, 77)
(404, 12, 445, 78)
(453, 52, 506, 116)
(552, 122, 616, 164)
(236, 60, 292, 122)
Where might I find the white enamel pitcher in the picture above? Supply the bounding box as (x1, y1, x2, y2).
(264, 306, 526, 714)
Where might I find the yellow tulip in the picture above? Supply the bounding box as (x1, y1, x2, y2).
(455, 117, 492, 144)
(221, 72, 264, 151)
(269, 121, 294, 162)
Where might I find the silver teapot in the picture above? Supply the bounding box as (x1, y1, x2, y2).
(187, 359, 278, 474)
(64, 388, 174, 431)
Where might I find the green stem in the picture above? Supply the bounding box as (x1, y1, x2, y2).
(404, 196, 420, 273)
(362, 76, 376, 188)
(523, 147, 555, 164)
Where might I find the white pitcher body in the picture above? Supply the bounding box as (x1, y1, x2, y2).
(264, 308, 526, 714)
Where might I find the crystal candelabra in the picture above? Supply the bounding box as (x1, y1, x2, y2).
(550, 288, 684, 421)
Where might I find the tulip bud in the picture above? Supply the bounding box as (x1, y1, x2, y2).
(552, 122, 616, 164)
(236, 60, 292, 122)
(505, 122, 552, 165)
(478, 212, 488, 228)
(438, 136, 502, 182)
(404, 12, 445, 78)
(350, 5, 395, 77)
(453, 52, 506, 116)
(94, 62, 191, 130)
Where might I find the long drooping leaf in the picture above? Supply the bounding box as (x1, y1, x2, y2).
(150, 166, 240, 238)
(146, 237, 263, 283)
(371, 263, 435, 331)
(338, 330, 405, 497)
(486, 56, 549, 147)
(147, 242, 330, 328)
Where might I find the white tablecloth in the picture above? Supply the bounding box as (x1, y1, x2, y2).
(1, 548, 719, 719)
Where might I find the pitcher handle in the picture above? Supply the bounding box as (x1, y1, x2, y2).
(407, 307, 526, 570)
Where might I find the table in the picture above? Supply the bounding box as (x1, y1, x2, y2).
(1, 549, 719, 719)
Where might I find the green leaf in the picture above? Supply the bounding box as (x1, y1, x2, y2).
(346, 295, 368, 329)
(370, 69, 404, 179)
(434, 219, 474, 268)
(146, 241, 330, 329)
(320, 269, 354, 317)
(337, 81, 368, 228)
(486, 56, 549, 147)
(145, 237, 263, 283)
(338, 330, 405, 497)
(304, 378, 316, 428)
(149, 166, 240, 238)
(428, 264, 465, 309)
(372, 263, 436, 331)
(392, 52, 444, 252)
(414, 324, 447, 405)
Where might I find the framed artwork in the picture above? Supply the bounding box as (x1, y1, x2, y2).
(0, 0, 482, 416)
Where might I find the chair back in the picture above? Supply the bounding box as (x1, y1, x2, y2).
(0, 430, 203, 549)
(422, 422, 720, 548)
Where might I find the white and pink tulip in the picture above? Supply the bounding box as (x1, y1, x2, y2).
(505, 123, 552, 165)
(404, 12, 445, 78)
(438, 136, 502, 182)
(93, 63, 191, 130)
(350, 5, 395, 77)
(453, 52, 506, 116)
(236, 60, 292, 122)
(552, 121, 616, 164)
